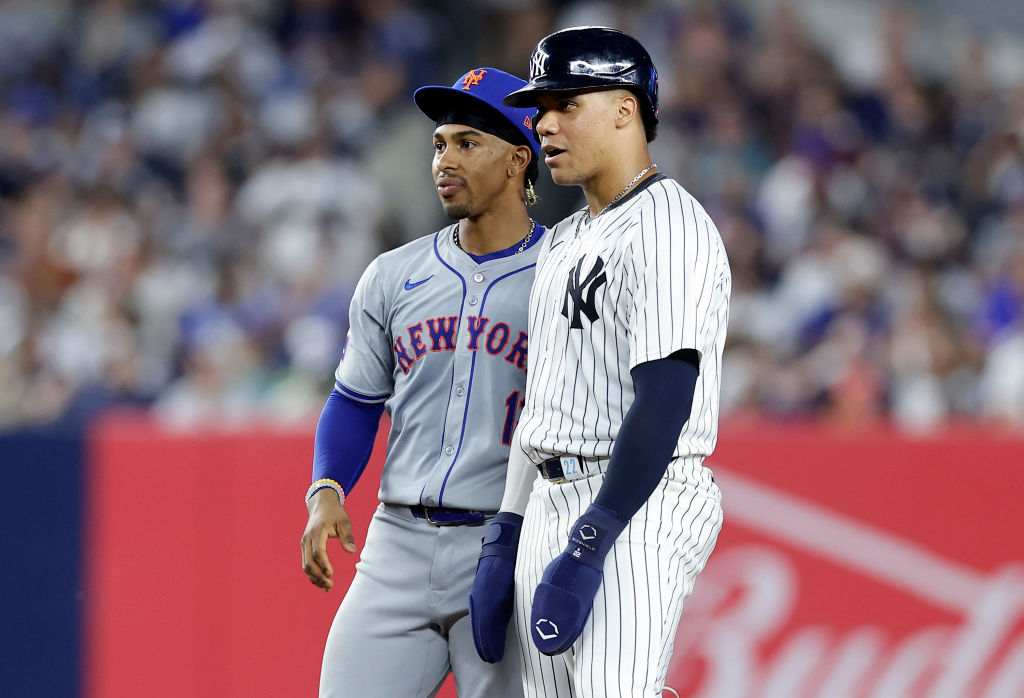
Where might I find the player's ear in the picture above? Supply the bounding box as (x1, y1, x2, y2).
(507, 145, 531, 179)
(614, 90, 639, 130)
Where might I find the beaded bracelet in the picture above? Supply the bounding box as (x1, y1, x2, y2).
(305, 478, 346, 506)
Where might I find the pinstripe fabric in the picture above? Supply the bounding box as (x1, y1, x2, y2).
(516, 179, 730, 470)
(512, 176, 730, 696)
(515, 472, 722, 696)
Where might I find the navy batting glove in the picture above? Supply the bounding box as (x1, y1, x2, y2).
(468, 512, 523, 663)
(530, 503, 627, 655)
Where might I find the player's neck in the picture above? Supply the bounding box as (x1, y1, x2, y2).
(457, 200, 533, 255)
(583, 152, 656, 217)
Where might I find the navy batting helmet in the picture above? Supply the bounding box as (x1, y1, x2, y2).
(503, 26, 659, 141)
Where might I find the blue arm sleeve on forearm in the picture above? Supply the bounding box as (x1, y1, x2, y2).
(593, 352, 699, 522)
(311, 389, 386, 495)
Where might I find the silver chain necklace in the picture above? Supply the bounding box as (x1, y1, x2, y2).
(454, 219, 535, 255)
(577, 163, 658, 235)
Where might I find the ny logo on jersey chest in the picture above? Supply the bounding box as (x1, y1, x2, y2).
(562, 256, 607, 328)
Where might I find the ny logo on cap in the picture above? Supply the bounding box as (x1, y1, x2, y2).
(530, 49, 550, 79)
(461, 69, 487, 90)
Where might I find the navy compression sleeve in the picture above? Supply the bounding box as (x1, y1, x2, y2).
(311, 389, 386, 496)
(593, 351, 699, 522)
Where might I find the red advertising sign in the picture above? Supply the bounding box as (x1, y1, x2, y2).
(84, 417, 1024, 697)
(667, 422, 1024, 698)
(83, 415, 397, 698)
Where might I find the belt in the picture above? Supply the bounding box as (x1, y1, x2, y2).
(536, 455, 601, 484)
(537, 455, 713, 484)
(409, 505, 487, 526)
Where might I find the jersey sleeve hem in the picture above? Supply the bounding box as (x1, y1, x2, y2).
(335, 381, 390, 404)
(629, 344, 703, 372)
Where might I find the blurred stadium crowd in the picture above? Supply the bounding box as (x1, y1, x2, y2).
(1, 0, 1023, 431)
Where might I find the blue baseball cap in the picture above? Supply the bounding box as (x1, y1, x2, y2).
(414, 67, 540, 159)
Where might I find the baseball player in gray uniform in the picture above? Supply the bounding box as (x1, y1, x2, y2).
(469, 28, 731, 697)
(299, 67, 544, 698)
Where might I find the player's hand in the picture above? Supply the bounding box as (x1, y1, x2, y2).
(530, 504, 627, 655)
(468, 512, 523, 663)
(300, 489, 357, 591)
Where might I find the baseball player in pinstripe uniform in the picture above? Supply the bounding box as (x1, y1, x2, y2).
(468, 28, 731, 697)
(299, 67, 545, 697)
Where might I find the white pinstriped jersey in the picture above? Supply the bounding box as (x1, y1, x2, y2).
(515, 175, 731, 477)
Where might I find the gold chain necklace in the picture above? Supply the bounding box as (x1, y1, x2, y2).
(454, 219, 535, 255)
(576, 163, 658, 235)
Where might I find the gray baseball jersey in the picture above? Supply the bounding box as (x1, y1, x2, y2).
(321, 223, 541, 698)
(336, 223, 541, 510)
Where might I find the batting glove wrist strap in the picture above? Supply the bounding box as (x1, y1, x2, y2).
(564, 503, 626, 569)
(530, 503, 626, 656)
(479, 511, 524, 561)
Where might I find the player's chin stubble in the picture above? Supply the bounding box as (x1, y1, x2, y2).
(442, 201, 473, 220)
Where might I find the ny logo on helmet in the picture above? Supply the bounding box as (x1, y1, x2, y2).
(562, 256, 607, 329)
(461, 69, 487, 90)
(530, 49, 550, 80)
